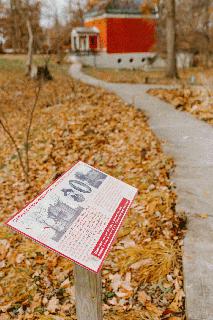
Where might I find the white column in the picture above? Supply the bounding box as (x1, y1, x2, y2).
(86, 35, 90, 51)
(71, 33, 75, 51)
(77, 36, 80, 51)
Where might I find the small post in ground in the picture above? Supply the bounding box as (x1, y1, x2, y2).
(74, 264, 103, 320)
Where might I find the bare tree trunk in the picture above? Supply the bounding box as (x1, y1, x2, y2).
(203, 0, 210, 68)
(10, 0, 18, 52)
(55, 14, 62, 64)
(26, 18, 33, 76)
(166, 0, 178, 78)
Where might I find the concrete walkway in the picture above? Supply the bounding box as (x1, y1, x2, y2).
(70, 64, 213, 320)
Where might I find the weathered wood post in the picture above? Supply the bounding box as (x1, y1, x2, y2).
(74, 264, 103, 320)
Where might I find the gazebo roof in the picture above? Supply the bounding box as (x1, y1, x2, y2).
(72, 27, 100, 35)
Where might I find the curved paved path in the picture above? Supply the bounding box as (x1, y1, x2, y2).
(70, 64, 213, 320)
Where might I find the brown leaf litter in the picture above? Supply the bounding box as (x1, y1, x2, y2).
(0, 61, 186, 319)
(148, 86, 213, 126)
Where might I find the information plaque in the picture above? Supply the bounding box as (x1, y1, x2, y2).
(6, 161, 137, 273)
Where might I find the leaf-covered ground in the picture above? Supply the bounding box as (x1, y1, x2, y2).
(148, 87, 213, 126)
(0, 58, 186, 320)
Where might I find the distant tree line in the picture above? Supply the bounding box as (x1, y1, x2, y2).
(0, 0, 85, 56)
(158, 0, 213, 72)
(0, 0, 43, 52)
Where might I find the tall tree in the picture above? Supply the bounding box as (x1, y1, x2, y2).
(193, 0, 211, 67)
(157, 0, 213, 68)
(43, 0, 85, 56)
(8, 0, 22, 52)
(54, 12, 63, 64)
(1, 0, 43, 53)
(26, 12, 34, 75)
(166, 0, 177, 78)
(0, 0, 5, 51)
(42, 1, 64, 63)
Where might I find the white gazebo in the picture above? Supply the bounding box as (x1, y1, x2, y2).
(71, 27, 100, 53)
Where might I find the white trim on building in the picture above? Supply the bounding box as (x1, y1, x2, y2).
(84, 13, 158, 23)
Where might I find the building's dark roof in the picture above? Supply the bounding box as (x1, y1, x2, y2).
(85, 0, 157, 18)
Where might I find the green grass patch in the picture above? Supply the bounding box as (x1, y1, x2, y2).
(0, 56, 25, 72)
(0, 54, 69, 77)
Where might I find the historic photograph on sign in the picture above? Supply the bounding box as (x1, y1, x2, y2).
(6, 161, 137, 273)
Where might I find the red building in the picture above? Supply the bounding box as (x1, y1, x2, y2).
(71, 0, 158, 69)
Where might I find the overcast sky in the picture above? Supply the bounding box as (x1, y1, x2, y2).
(42, 0, 85, 26)
(55, 0, 66, 11)
(41, 0, 67, 26)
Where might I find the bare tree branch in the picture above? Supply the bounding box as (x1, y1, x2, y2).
(0, 118, 28, 179)
(26, 17, 34, 76)
(0, 78, 42, 185)
(25, 80, 42, 176)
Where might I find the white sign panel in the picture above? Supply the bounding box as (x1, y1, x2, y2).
(6, 161, 137, 273)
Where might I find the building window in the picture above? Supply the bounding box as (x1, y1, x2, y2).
(90, 37, 96, 45)
(73, 37, 77, 50)
(117, 58, 122, 63)
(89, 35, 98, 50)
(142, 58, 146, 62)
(129, 58, 134, 63)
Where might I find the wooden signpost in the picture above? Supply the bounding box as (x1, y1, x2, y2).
(74, 265, 103, 320)
(5, 161, 137, 320)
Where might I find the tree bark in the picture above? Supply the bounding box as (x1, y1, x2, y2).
(166, 0, 178, 78)
(55, 14, 62, 64)
(10, 0, 18, 52)
(203, 0, 210, 68)
(26, 18, 33, 76)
